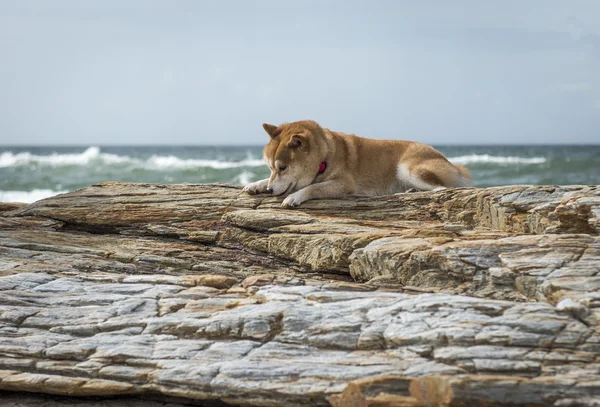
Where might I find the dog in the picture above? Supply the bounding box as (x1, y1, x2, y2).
(243, 120, 472, 207)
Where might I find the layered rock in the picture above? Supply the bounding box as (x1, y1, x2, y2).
(0, 182, 599, 406)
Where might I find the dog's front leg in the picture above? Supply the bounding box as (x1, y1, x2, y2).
(243, 178, 270, 195)
(282, 181, 350, 207)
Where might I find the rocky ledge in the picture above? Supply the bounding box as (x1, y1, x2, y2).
(0, 182, 599, 407)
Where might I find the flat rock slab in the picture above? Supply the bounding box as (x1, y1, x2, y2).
(0, 182, 599, 406)
(0, 392, 200, 407)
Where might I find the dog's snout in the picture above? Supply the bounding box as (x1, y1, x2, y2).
(265, 187, 273, 193)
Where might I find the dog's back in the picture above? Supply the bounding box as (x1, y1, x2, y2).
(326, 128, 472, 194)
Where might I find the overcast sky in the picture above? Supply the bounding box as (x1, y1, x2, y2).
(0, 0, 598, 145)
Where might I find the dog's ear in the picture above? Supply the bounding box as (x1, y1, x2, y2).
(287, 134, 305, 149)
(262, 123, 281, 139)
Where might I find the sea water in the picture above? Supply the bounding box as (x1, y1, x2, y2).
(1, 145, 598, 203)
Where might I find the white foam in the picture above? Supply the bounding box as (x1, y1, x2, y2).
(0, 189, 69, 203)
(0, 146, 129, 168)
(235, 170, 254, 185)
(449, 154, 546, 165)
(0, 147, 264, 170)
(144, 155, 264, 170)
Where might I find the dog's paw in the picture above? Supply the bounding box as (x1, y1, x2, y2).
(282, 191, 307, 207)
(243, 180, 268, 195)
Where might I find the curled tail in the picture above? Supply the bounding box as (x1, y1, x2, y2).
(454, 164, 473, 187)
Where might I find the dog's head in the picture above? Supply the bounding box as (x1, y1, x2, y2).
(261, 120, 326, 196)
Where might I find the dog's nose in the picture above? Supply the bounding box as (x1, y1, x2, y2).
(265, 187, 273, 193)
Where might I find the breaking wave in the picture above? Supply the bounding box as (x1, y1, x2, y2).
(144, 155, 263, 170)
(234, 170, 254, 186)
(0, 146, 264, 170)
(448, 154, 546, 165)
(0, 147, 126, 168)
(0, 189, 69, 203)
(0, 148, 549, 170)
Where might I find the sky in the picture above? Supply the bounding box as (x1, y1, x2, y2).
(0, 0, 599, 145)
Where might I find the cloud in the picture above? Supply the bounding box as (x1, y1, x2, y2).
(556, 83, 593, 92)
(564, 15, 600, 52)
(1, 1, 600, 145)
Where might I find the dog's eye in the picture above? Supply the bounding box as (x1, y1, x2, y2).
(279, 165, 287, 172)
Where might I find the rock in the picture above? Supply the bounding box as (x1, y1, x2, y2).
(0, 391, 198, 407)
(0, 203, 26, 214)
(556, 298, 590, 320)
(0, 182, 599, 406)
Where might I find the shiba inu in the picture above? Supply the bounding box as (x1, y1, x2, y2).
(243, 120, 472, 207)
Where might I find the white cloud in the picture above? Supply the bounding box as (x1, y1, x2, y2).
(556, 83, 593, 92)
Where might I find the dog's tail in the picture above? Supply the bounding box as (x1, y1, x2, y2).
(454, 165, 473, 187)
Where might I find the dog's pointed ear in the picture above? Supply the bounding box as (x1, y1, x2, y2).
(262, 123, 281, 139)
(287, 134, 305, 149)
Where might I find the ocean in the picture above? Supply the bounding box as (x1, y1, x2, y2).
(1, 145, 598, 203)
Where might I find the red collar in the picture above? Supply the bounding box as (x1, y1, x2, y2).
(318, 161, 327, 175)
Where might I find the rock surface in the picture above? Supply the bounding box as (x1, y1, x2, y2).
(0, 182, 599, 406)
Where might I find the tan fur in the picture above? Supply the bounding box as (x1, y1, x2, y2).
(243, 120, 472, 207)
